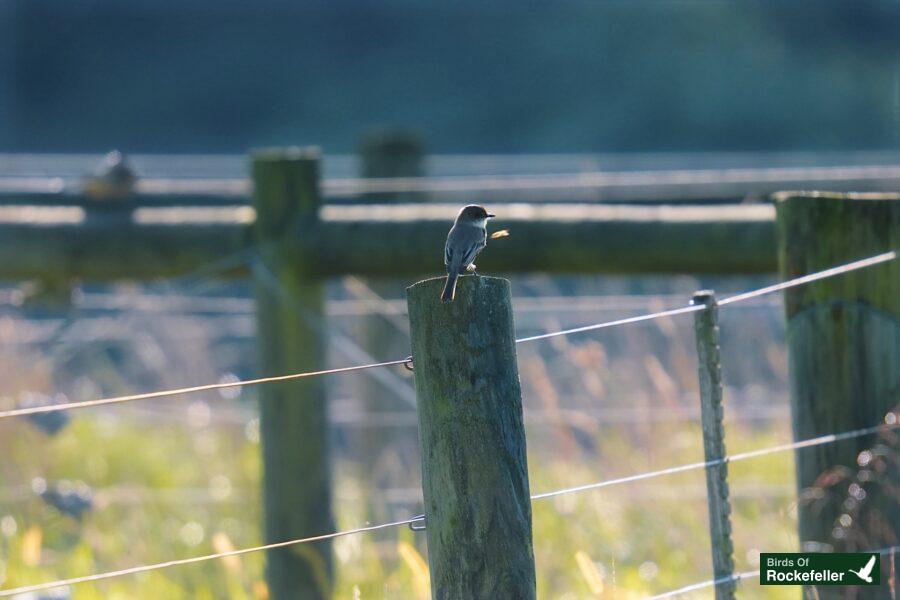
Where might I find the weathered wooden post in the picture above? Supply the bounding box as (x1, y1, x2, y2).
(691, 290, 735, 600)
(251, 148, 333, 600)
(407, 275, 536, 599)
(776, 192, 898, 594)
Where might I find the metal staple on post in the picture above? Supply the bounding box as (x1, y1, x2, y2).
(691, 290, 736, 600)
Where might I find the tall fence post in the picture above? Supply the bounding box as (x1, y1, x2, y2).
(355, 130, 426, 523)
(691, 290, 735, 600)
(251, 148, 333, 600)
(775, 192, 898, 595)
(407, 275, 536, 599)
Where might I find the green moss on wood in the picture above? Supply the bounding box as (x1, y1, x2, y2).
(407, 276, 536, 600)
(251, 149, 333, 600)
(775, 192, 898, 597)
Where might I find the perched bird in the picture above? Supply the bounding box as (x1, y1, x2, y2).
(82, 150, 137, 200)
(441, 204, 495, 302)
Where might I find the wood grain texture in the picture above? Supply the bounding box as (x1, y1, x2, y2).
(251, 149, 334, 600)
(776, 192, 898, 598)
(692, 291, 735, 600)
(407, 275, 535, 600)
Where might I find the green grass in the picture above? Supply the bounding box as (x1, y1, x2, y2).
(0, 412, 805, 599)
(0, 279, 819, 598)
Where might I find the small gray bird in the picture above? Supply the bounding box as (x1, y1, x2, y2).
(82, 150, 137, 200)
(441, 205, 495, 302)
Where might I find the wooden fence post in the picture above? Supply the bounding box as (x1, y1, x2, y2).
(251, 148, 333, 600)
(691, 290, 735, 600)
(776, 192, 898, 594)
(359, 129, 426, 202)
(355, 131, 426, 523)
(407, 275, 536, 599)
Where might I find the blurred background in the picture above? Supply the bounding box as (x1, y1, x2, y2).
(1, 0, 900, 154)
(0, 1, 898, 599)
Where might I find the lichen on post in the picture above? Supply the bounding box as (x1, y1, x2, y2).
(407, 275, 536, 600)
(691, 290, 735, 600)
(776, 191, 898, 597)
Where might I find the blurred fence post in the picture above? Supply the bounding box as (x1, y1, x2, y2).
(359, 129, 426, 203)
(775, 192, 898, 595)
(691, 290, 735, 600)
(407, 275, 536, 599)
(354, 130, 426, 521)
(251, 148, 333, 600)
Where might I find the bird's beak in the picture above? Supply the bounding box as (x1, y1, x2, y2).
(487, 213, 496, 218)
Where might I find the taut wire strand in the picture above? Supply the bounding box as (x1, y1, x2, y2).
(516, 250, 895, 343)
(0, 518, 416, 597)
(0, 359, 409, 419)
(648, 570, 760, 600)
(718, 250, 895, 305)
(514, 305, 704, 343)
(1, 250, 893, 419)
(530, 419, 897, 501)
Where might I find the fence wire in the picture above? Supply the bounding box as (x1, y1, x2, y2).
(648, 570, 760, 600)
(0, 518, 417, 598)
(530, 419, 897, 501)
(649, 545, 899, 600)
(0, 249, 893, 420)
(0, 358, 411, 419)
(2, 416, 895, 597)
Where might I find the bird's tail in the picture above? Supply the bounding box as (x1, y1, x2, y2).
(441, 272, 459, 302)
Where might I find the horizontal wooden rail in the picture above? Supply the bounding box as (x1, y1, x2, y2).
(3, 158, 900, 203)
(0, 206, 252, 280)
(0, 203, 776, 280)
(317, 203, 776, 276)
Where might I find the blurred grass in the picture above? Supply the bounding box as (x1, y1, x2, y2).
(0, 412, 803, 599)
(0, 276, 807, 598)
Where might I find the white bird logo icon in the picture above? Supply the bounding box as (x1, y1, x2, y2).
(848, 555, 877, 583)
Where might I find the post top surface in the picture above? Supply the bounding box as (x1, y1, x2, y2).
(407, 275, 509, 293)
(407, 275, 511, 313)
(691, 289, 717, 305)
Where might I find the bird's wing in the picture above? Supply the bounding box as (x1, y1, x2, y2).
(444, 236, 452, 266)
(444, 227, 465, 267)
(445, 225, 485, 269)
(861, 555, 876, 576)
(458, 234, 486, 268)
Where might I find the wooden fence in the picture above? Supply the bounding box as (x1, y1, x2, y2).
(0, 147, 896, 598)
